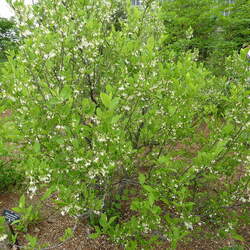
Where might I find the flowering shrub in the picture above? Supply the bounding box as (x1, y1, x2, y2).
(1, 0, 249, 248)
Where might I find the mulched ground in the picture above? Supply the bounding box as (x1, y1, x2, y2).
(1, 111, 249, 249)
(0, 192, 120, 250)
(1, 191, 249, 250)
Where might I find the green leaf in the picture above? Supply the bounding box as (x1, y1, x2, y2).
(147, 36, 155, 51)
(59, 228, 73, 241)
(111, 115, 121, 123)
(41, 186, 56, 201)
(158, 155, 171, 164)
(56, 137, 64, 145)
(148, 193, 155, 206)
(82, 98, 95, 114)
(60, 85, 72, 99)
(223, 123, 234, 135)
(89, 233, 99, 239)
(231, 232, 244, 242)
(168, 106, 177, 115)
(100, 93, 111, 108)
(33, 142, 40, 153)
(11, 219, 21, 226)
(96, 107, 103, 118)
(143, 185, 155, 193)
(0, 216, 5, 224)
(26, 234, 38, 247)
(108, 216, 117, 225)
(99, 213, 108, 229)
(111, 97, 120, 109)
(106, 84, 113, 94)
(138, 173, 145, 185)
(19, 195, 26, 209)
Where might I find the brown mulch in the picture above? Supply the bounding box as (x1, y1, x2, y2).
(0, 192, 120, 250)
(1, 192, 249, 250)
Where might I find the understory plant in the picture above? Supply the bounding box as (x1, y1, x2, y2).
(0, 107, 24, 192)
(1, 0, 249, 248)
(12, 195, 41, 232)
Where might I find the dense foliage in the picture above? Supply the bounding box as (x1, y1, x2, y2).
(161, 0, 250, 74)
(162, 0, 218, 58)
(0, 17, 18, 61)
(0, 0, 249, 249)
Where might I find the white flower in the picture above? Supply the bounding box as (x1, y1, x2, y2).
(0, 234, 7, 242)
(55, 125, 65, 130)
(93, 157, 99, 163)
(22, 30, 32, 36)
(61, 206, 71, 216)
(27, 185, 37, 199)
(123, 106, 131, 111)
(93, 210, 101, 215)
(239, 197, 247, 203)
(118, 86, 125, 91)
(73, 157, 84, 163)
(184, 222, 193, 230)
(58, 76, 65, 81)
(39, 174, 51, 183)
(66, 146, 72, 151)
(98, 136, 107, 142)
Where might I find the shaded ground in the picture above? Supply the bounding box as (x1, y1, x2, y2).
(0, 192, 120, 250)
(1, 192, 249, 250)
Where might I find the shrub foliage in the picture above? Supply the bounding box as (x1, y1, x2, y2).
(1, 0, 249, 248)
(0, 17, 18, 60)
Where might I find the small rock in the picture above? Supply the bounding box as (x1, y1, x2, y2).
(34, 227, 40, 233)
(47, 217, 57, 223)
